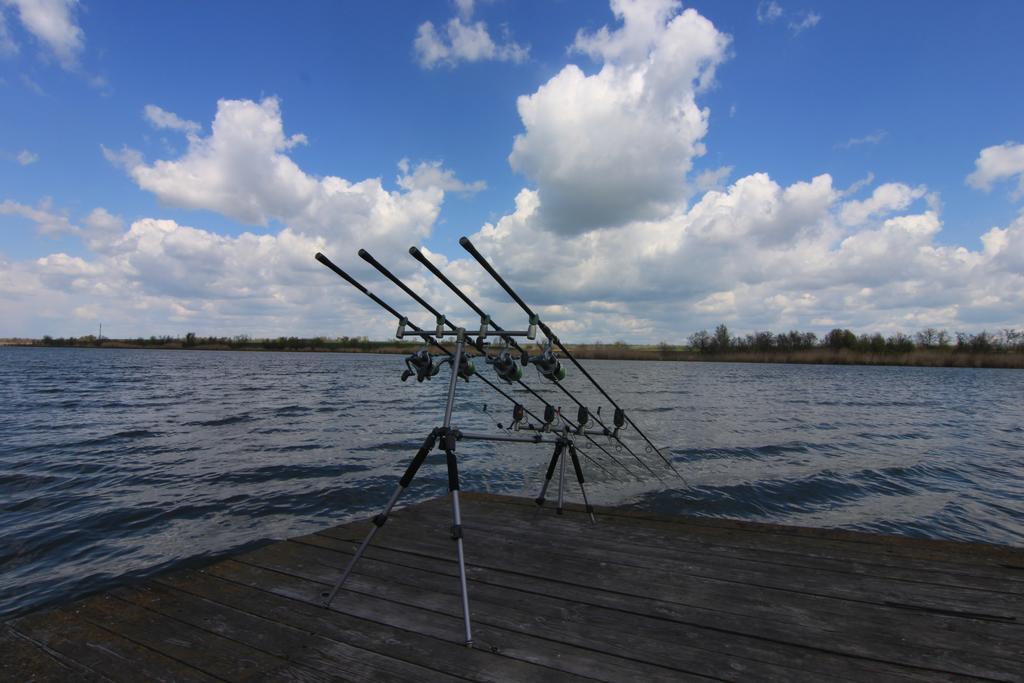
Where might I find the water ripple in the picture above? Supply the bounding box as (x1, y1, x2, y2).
(1, 347, 1022, 620)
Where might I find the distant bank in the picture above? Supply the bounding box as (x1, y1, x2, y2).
(4, 333, 1023, 369)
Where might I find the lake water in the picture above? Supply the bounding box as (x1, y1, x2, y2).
(1, 346, 1022, 618)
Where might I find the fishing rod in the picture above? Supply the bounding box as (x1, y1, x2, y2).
(407, 246, 659, 483)
(314, 252, 617, 479)
(458, 236, 686, 482)
(356, 248, 643, 481)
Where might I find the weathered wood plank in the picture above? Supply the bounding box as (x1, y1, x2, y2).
(0, 624, 98, 682)
(407, 503, 1024, 621)
(319, 507, 1024, 653)
(224, 551, 696, 683)
(465, 493, 1024, 569)
(112, 581, 452, 683)
(297, 529, 1017, 681)
(281, 537, 948, 683)
(157, 565, 569, 683)
(445, 495, 1024, 593)
(201, 559, 598, 683)
(9, 605, 218, 682)
(5, 493, 1021, 683)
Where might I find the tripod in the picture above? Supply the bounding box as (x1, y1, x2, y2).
(534, 434, 597, 523)
(321, 336, 477, 644)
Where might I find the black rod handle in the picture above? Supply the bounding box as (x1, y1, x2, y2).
(459, 236, 535, 318)
(409, 246, 484, 318)
(360, 249, 452, 327)
(410, 245, 525, 354)
(315, 252, 367, 294)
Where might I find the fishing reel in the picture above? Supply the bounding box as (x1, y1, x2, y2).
(530, 340, 566, 382)
(486, 344, 523, 383)
(401, 347, 441, 382)
(442, 352, 476, 382)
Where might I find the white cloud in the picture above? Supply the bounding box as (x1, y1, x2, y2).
(20, 73, 44, 95)
(694, 165, 732, 192)
(454, 0, 474, 20)
(143, 104, 201, 137)
(106, 97, 477, 255)
(1, 0, 83, 69)
(756, 1, 783, 23)
(509, 0, 731, 234)
(0, 197, 76, 235)
(838, 182, 928, 226)
(453, 174, 1023, 340)
(5, 2, 1023, 340)
(16, 149, 38, 165)
(836, 130, 887, 150)
(414, 2, 528, 69)
(789, 11, 821, 35)
(966, 141, 1024, 199)
(82, 207, 123, 252)
(0, 9, 19, 55)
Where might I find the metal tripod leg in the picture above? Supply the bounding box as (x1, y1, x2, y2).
(569, 444, 597, 524)
(445, 446, 473, 647)
(534, 441, 564, 508)
(556, 437, 567, 515)
(321, 430, 438, 608)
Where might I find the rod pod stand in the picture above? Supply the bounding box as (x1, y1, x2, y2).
(534, 432, 597, 524)
(321, 332, 476, 647)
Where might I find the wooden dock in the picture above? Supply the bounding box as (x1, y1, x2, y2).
(4, 492, 1022, 682)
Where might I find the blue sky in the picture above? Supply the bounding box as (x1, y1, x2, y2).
(2, 0, 1023, 340)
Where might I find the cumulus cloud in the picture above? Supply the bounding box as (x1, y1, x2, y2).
(105, 97, 478, 255)
(509, 0, 730, 234)
(836, 130, 887, 150)
(838, 182, 928, 226)
(16, 149, 38, 165)
(0, 9, 18, 55)
(756, 1, 783, 23)
(1, 0, 83, 69)
(966, 141, 1024, 199)
(143, 104, 201, 137)
(6, 2, 1023, 340)
(0, 197, 77, 236)
(789, 11, 821, 35)
(0, 211, 420, 339)
(694, 165, 732, 192)
(453, 172, 1023, 340)
(414, 1, 528, 69)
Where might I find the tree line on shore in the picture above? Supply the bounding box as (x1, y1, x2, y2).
(684, 325, 1024, 355)
(27, 325, 1024, 368)
(37, 334, 415, 353)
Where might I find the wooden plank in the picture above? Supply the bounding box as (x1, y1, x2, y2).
(322, 505, 1023, 649)
(278, 537, 945, 683)
(69, 592, 318, 682)
(224, 550, 696, 683)
(111, 581, 451, 683)
(0, 624, 98, 682)
(310, 511, 1022, 680)
(201, 560, 598, 683)
(9, 605, 218, 683)
(447, 495, 1024, 594)
(6, 493, 1021, 683)
(432, 504, 1024, 621)
(466, 493, 1024, 569)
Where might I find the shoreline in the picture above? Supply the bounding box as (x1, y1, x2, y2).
(4, 340, 1022, 369)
